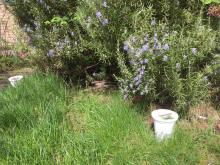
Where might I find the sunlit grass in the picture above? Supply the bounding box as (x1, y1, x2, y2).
(0, 73, 219, 164)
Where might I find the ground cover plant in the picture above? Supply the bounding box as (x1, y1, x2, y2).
(0, 74, 219, 164)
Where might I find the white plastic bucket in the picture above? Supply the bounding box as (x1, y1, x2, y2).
(151, 109, 179, 141)
(8, 75, 23, 87)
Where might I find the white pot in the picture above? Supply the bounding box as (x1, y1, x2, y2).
(151, 109, 179, 141)
(8, 75, 23, 87)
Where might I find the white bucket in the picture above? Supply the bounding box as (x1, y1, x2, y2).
(8, 75, 23, 87)
(151, 109, 179, 141)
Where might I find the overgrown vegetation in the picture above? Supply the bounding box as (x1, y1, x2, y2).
(0, 1, 219, 164)
(0, 74, 219, 164)
(4, 0, 220, 113)
(118, 20, 217, 113)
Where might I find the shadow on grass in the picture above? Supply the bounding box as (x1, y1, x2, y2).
(0, 113, 19, 130)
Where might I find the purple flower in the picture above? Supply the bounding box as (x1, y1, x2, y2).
(144, 59, 148, 64)
(101, 18, 109, 26)
(154, 33, 158, 39)
(123, 42, 129, 51)
(192, 48, 197, 55)
(142, 43, 149, 51)
(138, 74, 143, 79)
(140, 70, 145, 75)
(163, 44, 169, 51)
(154, 43, 161, 50)
(134, 76, 139, 81)
(153, 33, 160, 50)
(96, 11, 102, 19)
(47, 49, 55, 57)
(163, 55, 168, 62)
(135, 80, 141, 86)
(37, 0, 43, 4)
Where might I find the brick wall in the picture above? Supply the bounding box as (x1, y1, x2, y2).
(0, 0, 17, 44)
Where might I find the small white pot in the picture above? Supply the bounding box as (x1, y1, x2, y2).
(151, 109, 179, 141)
(8, 75, 23, 87)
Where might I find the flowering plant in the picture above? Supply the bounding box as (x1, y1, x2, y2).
(7, 0, 219, 112)
(118, 20, 217, 113)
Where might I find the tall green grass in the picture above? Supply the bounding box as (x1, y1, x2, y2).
(0, 73, 69, 164)
(69, 92, 200, 165)
(0, 74, 219, 164)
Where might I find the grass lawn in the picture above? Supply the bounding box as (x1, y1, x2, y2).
(0, 74, 219, 164)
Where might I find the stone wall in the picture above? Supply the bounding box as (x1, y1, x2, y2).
(0, 0, 17, 44)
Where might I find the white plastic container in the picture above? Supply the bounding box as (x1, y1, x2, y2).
(8, 75, 23, 87)
(151, 109, 179, 141)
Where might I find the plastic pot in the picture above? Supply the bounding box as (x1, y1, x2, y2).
(151, 109, 179, 141)
(8, 75, 23, 87)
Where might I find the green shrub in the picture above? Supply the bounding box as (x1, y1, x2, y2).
(7, 0, 217, 78)
(6, 0, 219, 113)
(75, 0, 219, 113)
(118, 19, 217, 113)
(6, 0, 107, 82)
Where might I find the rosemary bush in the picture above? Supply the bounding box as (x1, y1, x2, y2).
(118, 19, 217, 113)
(6, 0, 219, 113)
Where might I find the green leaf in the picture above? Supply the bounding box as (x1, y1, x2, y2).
(201, 0, 220, 4)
